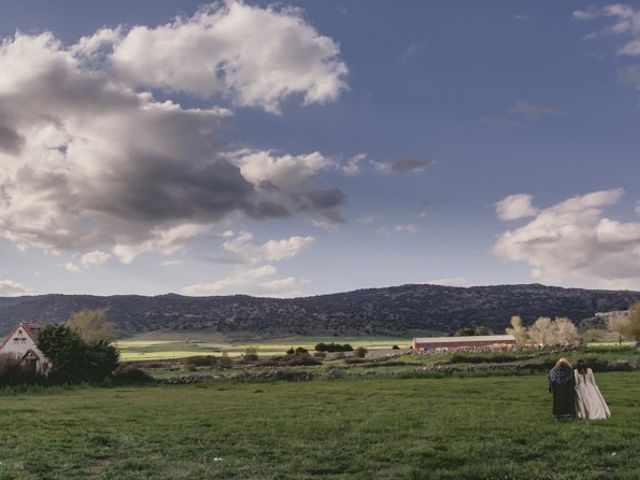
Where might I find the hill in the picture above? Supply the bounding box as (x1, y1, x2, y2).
(0, 283, 638, 337)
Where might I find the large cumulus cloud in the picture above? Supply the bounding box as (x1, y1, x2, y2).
(493, 189, 640, 289)
(0, 1, 348, 263)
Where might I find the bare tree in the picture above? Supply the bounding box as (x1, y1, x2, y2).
(66, 309, 117, 343)
(505, 315, 529, 344)
(527, 316, 579, 346)
(553, 317, 580, 345)
(527, 317, 554, 346)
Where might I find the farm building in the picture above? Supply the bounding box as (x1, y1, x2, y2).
(0, 323, 51, 374)
(412, 334, 516, 352)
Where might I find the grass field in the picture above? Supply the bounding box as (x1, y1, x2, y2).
(0, 372, 638, 479)
(116, 335, 412, 361)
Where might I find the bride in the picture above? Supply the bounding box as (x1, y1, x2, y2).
(575, 360, 611, 420)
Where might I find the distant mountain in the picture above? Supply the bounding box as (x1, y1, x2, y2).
(0, 284, 638, 337)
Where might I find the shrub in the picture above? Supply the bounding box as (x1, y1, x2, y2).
(392, 345, 400, 350)
(286, 347, 295, 355)
(316, 343, 353, 352)
(37, 324, 120, 384)
(113, 364, 155, 384)
(354, 347, 368, 358)
(344, 357, 366, 364)
(0, 354, 42, 386)
(448, 354, 520, 364)
(186, 355, 217, 367)
(243, 348, 259, 362)
(217, 355, 234, 369)
(294, 346, 309, 356)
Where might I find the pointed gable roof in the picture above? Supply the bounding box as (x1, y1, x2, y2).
(0, 322, 41, 350)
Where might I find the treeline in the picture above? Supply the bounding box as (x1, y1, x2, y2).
(314, 342, 353, 352)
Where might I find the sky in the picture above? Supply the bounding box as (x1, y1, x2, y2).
(1, 0, 640, 297)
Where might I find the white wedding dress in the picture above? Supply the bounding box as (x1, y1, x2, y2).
(575, 368, 611, 420)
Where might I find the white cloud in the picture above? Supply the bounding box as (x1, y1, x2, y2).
(495, 194, 540, 221)
(183, 264, 277, 295)
(222, 231, 315, 263)
(574, 5, 640, 56)
(0, 3, 347, 263)
(259, 276, 309, 297)
(357, 215, 378, 224)
(0, 279, 31, 296)
(113, 223, 212, 263)
(231, 150, 332, 191)
(183, 265, 308, 297)
(79, 0, 348, 114)
(340, 153, 367, 176)
(509, 101, 563, 122)
(394, 224, 417, 234)
(493, 188, 640, 287)
(64, 262, 82, 273)
(186, 229, 314, 296)
(161, 259, 183, 267)
(428, 277, 472, 287)
(80, 250, 111, 268)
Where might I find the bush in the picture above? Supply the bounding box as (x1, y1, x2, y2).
(113, 364, 155, 384)
(448, 354, 520, 364)
(344, 357, 366, 364)
(37, 324, 120, 384)
(0, 354, 42, 387)
(186, 355, 217, 367)
(294, 346, 309, 356)
(315, 342, 353, 352)
(286, 347, 295, 355)
(354, 347, 368, 358)
(392, 345, 400, 350)
(243, 348, 259, 362)
(217, 355, 234, 369)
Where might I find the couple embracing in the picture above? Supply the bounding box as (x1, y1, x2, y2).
(548, 358, 611, 421)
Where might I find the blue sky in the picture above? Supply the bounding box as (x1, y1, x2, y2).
(1, 1, 640, 296)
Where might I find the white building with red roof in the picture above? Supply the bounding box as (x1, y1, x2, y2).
(0, 323, 51, 374)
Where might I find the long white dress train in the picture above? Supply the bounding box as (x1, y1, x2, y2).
(575, 368, 611, 420)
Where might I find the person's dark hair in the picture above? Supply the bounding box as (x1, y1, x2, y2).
(576, 359, 587, 374)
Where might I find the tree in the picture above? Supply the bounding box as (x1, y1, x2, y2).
(243, 347, 258, 361)
(527, 316, 579, 346)
(66, 309, 117, 343)
(454, 325, 493, 336)
(553, 317, 580, 345)
(37, 324, 120, 383)
(506, 315, 529, 344)
(609, 301, 640, 348)
(294, 346, 309, 356)
(527, 317, 554, 346)
(454, 326, 476, 337)
(354, 347, 367, 358)
(37, 325, 87, 382)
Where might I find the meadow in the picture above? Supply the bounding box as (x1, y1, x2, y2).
(0, 372, 638, 479)
(116, 334, 412, 361)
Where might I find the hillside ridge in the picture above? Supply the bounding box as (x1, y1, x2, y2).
(0, 283, 638, 337)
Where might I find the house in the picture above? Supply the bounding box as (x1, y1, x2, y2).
(412, 334, 516, 352)
(0, 323, 51, 374)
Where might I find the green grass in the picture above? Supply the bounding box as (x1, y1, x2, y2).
(116, 335, 412, 361)
(0, 372, 638, 479)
